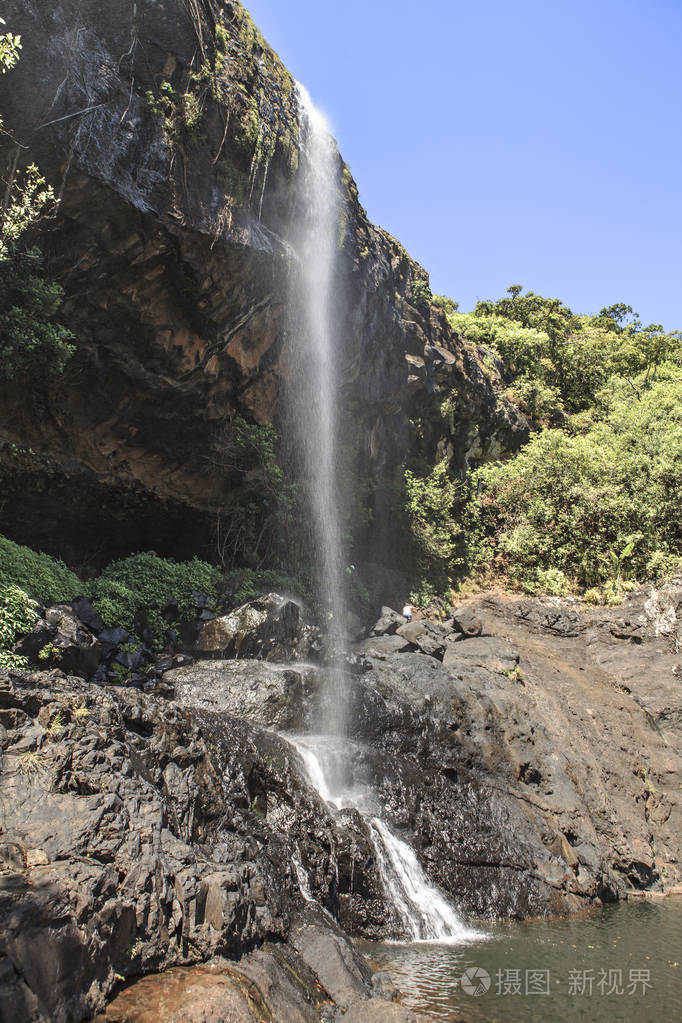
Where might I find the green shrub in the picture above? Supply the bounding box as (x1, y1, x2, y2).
(0, 584, 37, 671)
(92, 552, 222, 646)
(463, 368, 682, 590)
(0, 535, 82, 603)
(445, 287, 680, 417)
(411, 279, 432, 315)
(404, 460, 462, 583)
(408, 579, 439, 610)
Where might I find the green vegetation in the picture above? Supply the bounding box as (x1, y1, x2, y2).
(0, 23, 74, 381)
(144, 81, 203, 142)
(0, 236, 76, 379)
(404, 460, 461, 567)
(464, 366, 682, 595)
(212, 416, 303, 574)
(0, 585, 37, 671)
(231, 568, 306, 607)
(0, 535, 82, 603)
(142, 3, 300, 214)
(411, 278, 432, 316)
(406, 287, 681, 603)
(92, 552, 222, 647)
(444, 287, 679, 419)
(0, 536, 239, 661)
(0, 18, 21, 73)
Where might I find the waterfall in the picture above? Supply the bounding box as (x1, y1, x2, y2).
(285, 88, 481, 946)
(288, 735, 483, 944)
(368, 818, 480, 943)
(288, 83, 347, 737)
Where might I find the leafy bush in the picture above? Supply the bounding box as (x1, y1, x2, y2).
(92, 552, 222, 646)
(212, 416, 303, 571)
(0, 19, 21, 74)
(0, 535, 82, 603)
(463, 368, 682, 591)
(411, 278, 432, 315)
(404, 460, 462, 584)
(0, 584, 37, 671)
(0, 245, 75, 379)
(0, 19, 75, 381)
(408, 579, 439, 610)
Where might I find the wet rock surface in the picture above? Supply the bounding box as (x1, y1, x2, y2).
(354, 586, 682, 918)
(196, 593, 313, 663)
(0, 585, 680, 1020)
(0, 669, 400, 1022)
(163, 658, 316, 730)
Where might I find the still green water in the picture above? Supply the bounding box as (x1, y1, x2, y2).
(360, 898, 681, 1022)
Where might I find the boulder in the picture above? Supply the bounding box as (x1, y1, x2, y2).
(355, 634, 411, 659)
(98, 626, 134, 647)
(369, 607, 407, 637)
(16, 606, 101, 679)
(443, 637, 520, 677)
(0, 672, 359, 1021)
(289, 915, 372, 1011)
(196, 594, 307, 662)
(163, 660, 316, 731)
(450, 607, 483, 637)
(396, 620, 449, 660)
(71, 597, 104, 634)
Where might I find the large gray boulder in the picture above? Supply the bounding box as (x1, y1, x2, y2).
(396, 619, 449, 660)
(196, 594, 310, 662)
(164, 659, 317, 730)
(450, 606, 483, 637)
(443, 636, 520, 677)
(369, 607, 407, 637)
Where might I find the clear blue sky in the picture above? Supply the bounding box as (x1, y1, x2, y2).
(245, 0, 681, 330)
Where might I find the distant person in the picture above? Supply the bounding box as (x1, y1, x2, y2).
(402, 603, 415, 622)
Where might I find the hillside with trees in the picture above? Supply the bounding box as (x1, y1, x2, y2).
(406, 287, 681, 605)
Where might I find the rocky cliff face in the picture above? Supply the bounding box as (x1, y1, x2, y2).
(0, 0, 526, 570)
(1, 583, 680, 1021)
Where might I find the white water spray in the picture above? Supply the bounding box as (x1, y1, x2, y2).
(289, 84, 347, 736)
(286, 88, 482, 946)
(288, 735, 483, 944)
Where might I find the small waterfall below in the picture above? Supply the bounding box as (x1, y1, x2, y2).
(288, 735, 483, 944)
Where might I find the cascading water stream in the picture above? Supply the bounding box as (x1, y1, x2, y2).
(288, 735, 483, 944)
(288, 86, 481, 945)
(289, 84, 347, 738)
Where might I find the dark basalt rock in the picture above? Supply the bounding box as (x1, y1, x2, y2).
(163, 659, 316, 731)
(355, 633, 412, 658)
(396, 619, 449, 660)
(442, 636, 520, 676)
(0, 584, 680, 1019)
(369, 607, 407, 637)
(195, 593, 312, 662)
(0, 0, 528, 577)
(16, 605, 102, 679)
(71, 597, 104, 634)
(450, 607, 483, 637)
(0, 668, 410, 1021)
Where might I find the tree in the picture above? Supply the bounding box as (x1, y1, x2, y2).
(0, 19, 21, 76)
(0, 22, 74, 380)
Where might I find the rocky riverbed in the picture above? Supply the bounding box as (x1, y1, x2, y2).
(1, 583, 680, 1022)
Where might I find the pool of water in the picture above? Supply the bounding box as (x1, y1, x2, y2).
(359, 897, 681, 1022)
